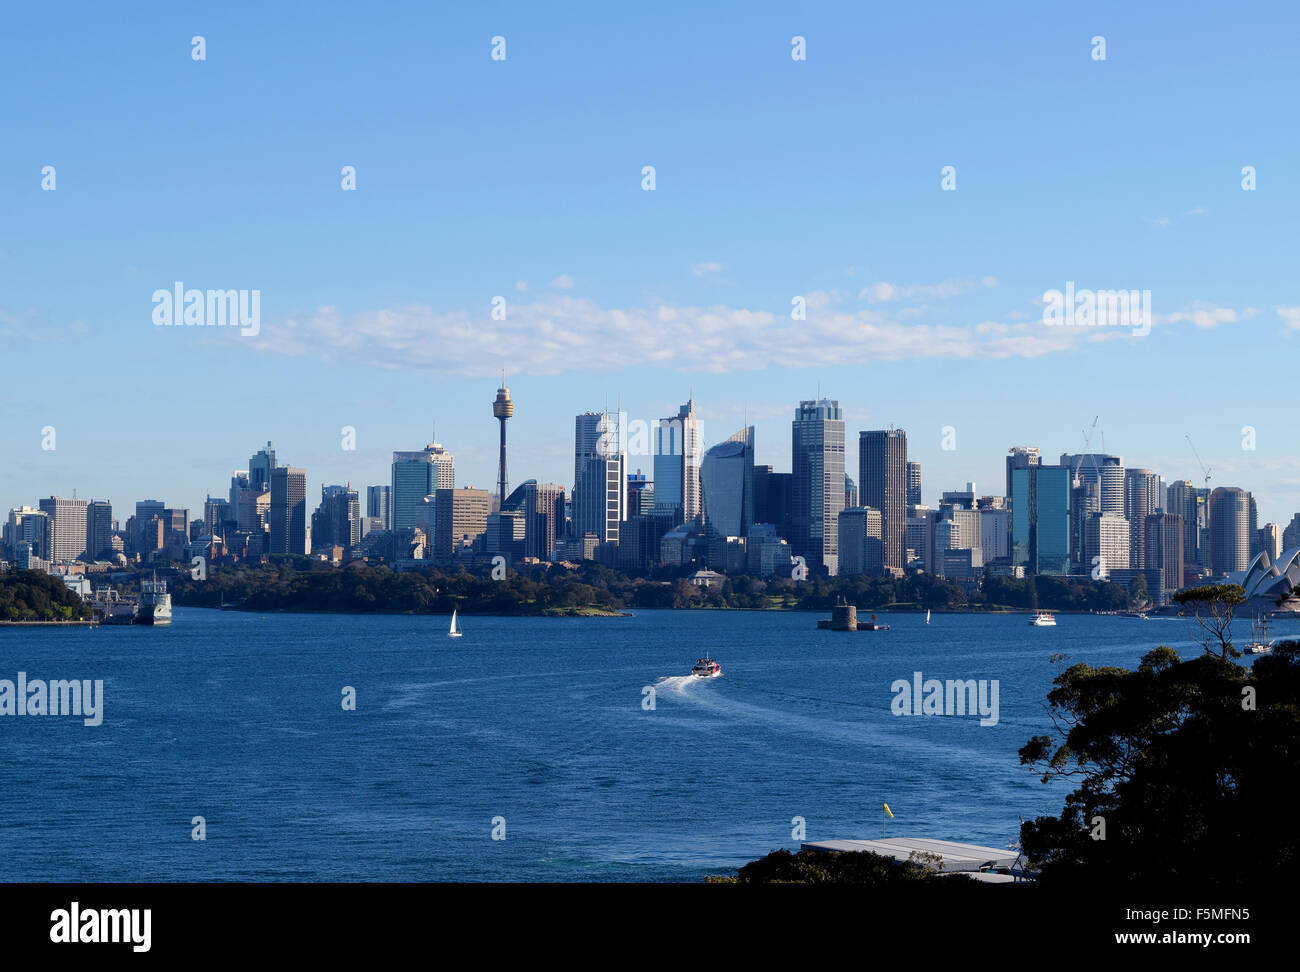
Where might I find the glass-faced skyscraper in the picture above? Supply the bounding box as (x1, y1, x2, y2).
(1012, 464, 1071, 575)
(791, 399, 844, 574)
(699, 426, 754, 538)
(391, 440, 455, 531)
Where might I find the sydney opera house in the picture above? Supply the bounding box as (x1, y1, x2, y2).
(1227, 547, 1300, 612)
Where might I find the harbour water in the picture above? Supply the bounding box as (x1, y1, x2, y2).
(1, 607, 1289, 882)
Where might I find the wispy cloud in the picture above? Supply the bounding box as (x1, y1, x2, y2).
(858, 276, 997, 303)
(549, 274, 575, 290)
(691, 261, 725, 278)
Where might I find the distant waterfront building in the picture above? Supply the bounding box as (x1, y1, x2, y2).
(837, 506, 883, 576)
(86, 499, 113, 560)
(907, 461, 922, 507)
(1208, 486, 1251, 575)
(312, 485, 361, 552)
(745, 522, 792, 577)
(700, 427, 755, 538)
(860, 429, 908, 575)
(1012, 464, 1072, 575)
(366, 485, 391, 530)
(653, 398, 702, 525)
(485, 509, 526, 560)
(269, 467, 308, 556)
(1144, 512, 1185, 602)
(1125, 468, 1162, 569)
(433, 487, 490, 561)
(39, 496, 89, 563)
(573, 411, 624, 546)
(1084, 512, 1130, 579)
(391, 439, 455, 531)
(791, 399, 845, 575)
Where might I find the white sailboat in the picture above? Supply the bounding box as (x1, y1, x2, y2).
(448, 608, 463, 638)
(925, 609, 931, 625)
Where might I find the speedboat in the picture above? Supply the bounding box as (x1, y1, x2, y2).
(1029, 612, 1057, 627)
(691, 654, 722, 678)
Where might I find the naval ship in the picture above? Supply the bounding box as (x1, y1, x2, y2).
(138, 574, 172, 625)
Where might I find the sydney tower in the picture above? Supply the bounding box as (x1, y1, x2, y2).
(493, 375, 513, 504)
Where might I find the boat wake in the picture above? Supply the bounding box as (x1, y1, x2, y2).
(654, 675, 702, 694)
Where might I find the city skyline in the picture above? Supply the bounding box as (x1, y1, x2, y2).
(5, 387, 1299, 532)
(5, 4, 1300, 524)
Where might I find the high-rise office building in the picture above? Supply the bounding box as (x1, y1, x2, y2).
(1257, 522, 1282, 564)
(1062, 453, 1126, 515)
(1144, 512, 1185, 600)
(1006, 446, 1042, 506)
(38, 496, 89, 563)
(753, 466, 792, 540)
(699, 427, 755, 538)
(434, 487, 491, 560)
(1124, 468, 1162, 569)
(1284, 513, 1300, 553)
(3, 507, 48, 560)
(844, 475, 858, 511)
(269, 466, 308, 555)
(791, 399, 845, 574)
(366, 485, 391, 530)
(1208, 486, 1251, 575)
(1084, 512, 1130, 578)
(502, 480, 566, 560)
(860, 429, 908, 575)
(653, 398, 701, 525)
(391, 440, 455, 531)
(837, 506, 883, 576)
(86, 499, 113, 560)
(1012, 464, 1072, 575)
(573, 411, 624, 545)
(1166, 480, 1202, 569)
(249, 442, 277, 492)
(907, 461, 922, 507)
(312, 485, 360, 551)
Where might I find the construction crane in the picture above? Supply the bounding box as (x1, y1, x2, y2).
(1185, 434, 1212, 489)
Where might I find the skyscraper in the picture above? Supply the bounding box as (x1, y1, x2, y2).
(269, 467, 308, 556)
(1145, 512, 1185, 601)
(391, 439, 454, 531)
(434, 487, 491, 560)
(1208, 486, 1251, 575)
(86, 499, 113, 560)
(1012, 464, 1072, 575)
(38, 496, 88, 563)
(753, 465, 793, 540)
(573, 411, 624, 545)
(699, 427, 755, 538)
(653, 398, 701, 525)
(366, 485, 391, 530)
(860, 429, 908, 575)
(907, 461, 922, 507)
(1167, 480, 1204, 569)
(311, 485, 360, 551)
(493, 378, 514, 503)
(1005, 446, 1042, 505)
(502, 480, 566, 560)
(791, 399, 845, 574)
(249, 442, 277, 492)
(1125, 468, 1162, 569)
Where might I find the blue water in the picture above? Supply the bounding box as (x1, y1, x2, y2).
(1, 608, 1290, 882)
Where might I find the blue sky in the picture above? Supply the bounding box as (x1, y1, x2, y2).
(3, 1, 1298, 525)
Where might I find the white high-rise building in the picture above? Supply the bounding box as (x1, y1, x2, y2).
(573, 411, 624, 546)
